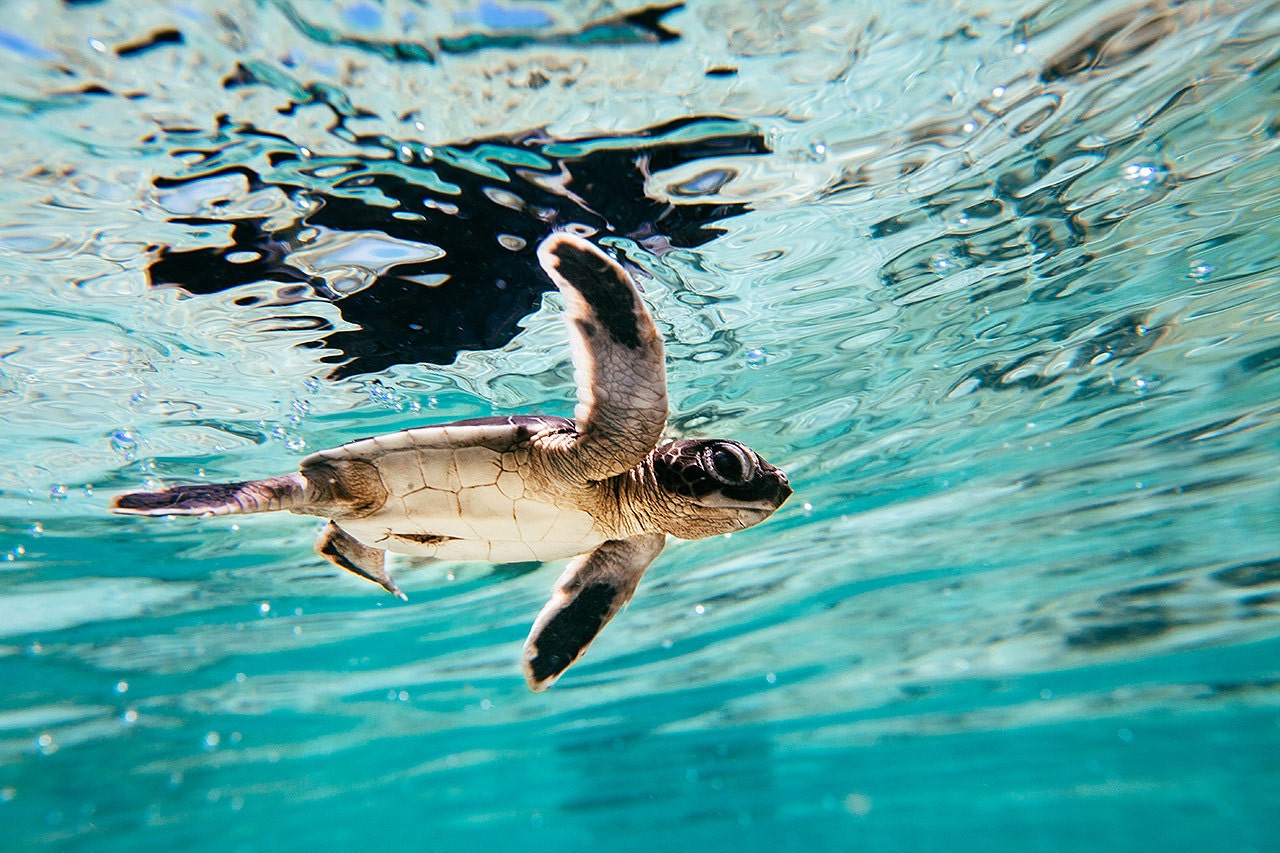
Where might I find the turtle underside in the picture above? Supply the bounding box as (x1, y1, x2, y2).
(305, 415, 606, 565)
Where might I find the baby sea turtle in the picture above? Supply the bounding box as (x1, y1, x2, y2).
(112, 232, 791, 690)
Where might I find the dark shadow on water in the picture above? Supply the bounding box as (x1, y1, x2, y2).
(147, 116, 767, 378)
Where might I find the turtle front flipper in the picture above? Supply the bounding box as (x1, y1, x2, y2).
(316, 521, 405, 601)
(536, 233, 668, 481)
(522, 532, 665, 691)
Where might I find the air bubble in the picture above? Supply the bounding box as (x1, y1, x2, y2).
(367, 382, 404, 410)
(806, 139, 827, 161)
(929, 250, 966, 275)
(110, 429, 139, 460)
(49, 485, 68, 502)
(1188, 262, 1215, 281)
(1122, 162, 1172, 187)
(844, 793, 872, 816)
(745, 347, 767, 368)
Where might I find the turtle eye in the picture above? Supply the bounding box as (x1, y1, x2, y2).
(705, 443, 755, 484)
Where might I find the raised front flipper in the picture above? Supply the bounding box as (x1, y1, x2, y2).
(316, 521, 405, 601)
(522, 532, 665, 691)
(535, 233, 668, 482)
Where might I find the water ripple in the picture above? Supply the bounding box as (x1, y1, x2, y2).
(2, 0, 1279, 848)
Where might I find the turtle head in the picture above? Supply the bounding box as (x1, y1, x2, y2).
(648, 439, 791, 539)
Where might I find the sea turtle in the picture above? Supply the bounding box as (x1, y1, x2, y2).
(111, 232, 791, 690)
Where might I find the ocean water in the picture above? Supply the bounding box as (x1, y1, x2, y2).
(2, 0, 1279, 849)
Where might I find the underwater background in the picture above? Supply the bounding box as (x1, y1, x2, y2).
(2, 0, 1278, 849)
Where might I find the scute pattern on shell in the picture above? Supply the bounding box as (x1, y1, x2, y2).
(317, 420, 607, 565)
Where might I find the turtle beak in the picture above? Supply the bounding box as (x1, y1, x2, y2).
(776, 474, 792, 507)
(725, 470, 791, 516)
(769, 472, 792, 509)
(759, 463, 791, 509)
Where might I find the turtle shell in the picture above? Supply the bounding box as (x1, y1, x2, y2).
(301, 416, 603, 563)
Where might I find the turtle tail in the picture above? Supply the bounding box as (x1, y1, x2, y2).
(110, 473, 308, 517)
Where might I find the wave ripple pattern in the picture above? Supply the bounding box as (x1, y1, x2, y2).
(0, 1, 1277, 851)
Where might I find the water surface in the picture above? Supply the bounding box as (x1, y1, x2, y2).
(2, 0, 1278, 849)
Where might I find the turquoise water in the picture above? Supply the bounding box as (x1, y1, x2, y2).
(3, 0, 1280, 849)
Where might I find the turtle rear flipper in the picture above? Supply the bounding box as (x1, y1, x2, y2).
(110, 474, 307, 517)
(316, 521, 404, 600)
(112, 459, 387, 520)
